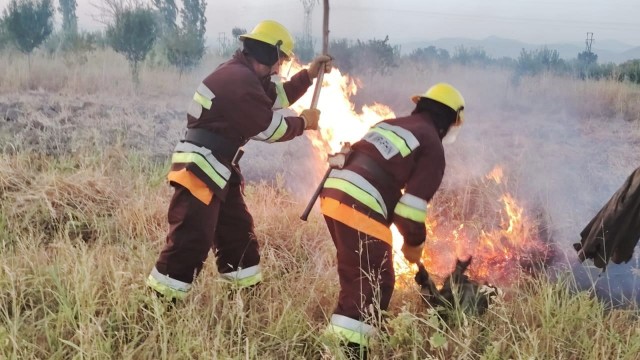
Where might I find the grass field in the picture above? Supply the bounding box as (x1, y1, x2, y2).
(0, 49, 639, 359)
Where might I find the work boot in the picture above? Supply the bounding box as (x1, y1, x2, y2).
(343, 342, 368, 360)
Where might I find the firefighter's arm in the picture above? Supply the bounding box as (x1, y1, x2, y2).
(393, 143, 445, 247)
(230, 74, 306, 143)
(281, 69, 314, 105)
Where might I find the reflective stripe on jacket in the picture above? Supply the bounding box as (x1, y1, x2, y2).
(321, 113, 446, 247)
(167, 140, 233, 203)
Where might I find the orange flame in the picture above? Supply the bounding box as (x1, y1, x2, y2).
(281, 60, 394, 155)
(282, 61, 549, 288)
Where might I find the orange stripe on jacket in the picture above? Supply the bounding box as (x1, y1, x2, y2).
(167, 169, 214, 205)
(320, 197, 393, 246)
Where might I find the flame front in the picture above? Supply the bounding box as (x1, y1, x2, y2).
(282, 60, 549, 288)
(282, 60, 394, 156)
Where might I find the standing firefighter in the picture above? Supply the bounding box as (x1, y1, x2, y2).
(320, 83, 465, 358)
(146, 20, 332, 300)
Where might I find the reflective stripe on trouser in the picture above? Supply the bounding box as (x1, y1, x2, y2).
(153, 183, 260, 292)
(327, 314, 376, 347)
(323, 216, 394, 343)
(220, 264, 263, 288)
(147, 266, 192, 300)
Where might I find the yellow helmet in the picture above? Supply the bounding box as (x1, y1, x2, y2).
(412, 83, 465, 125)
(239, 20, 295, 58)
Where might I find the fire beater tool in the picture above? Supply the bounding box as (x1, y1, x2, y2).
(300, 0, 331, 221)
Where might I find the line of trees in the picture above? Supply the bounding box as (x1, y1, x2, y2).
(1, 0, 639, 86)
(0, 0, 208, 83)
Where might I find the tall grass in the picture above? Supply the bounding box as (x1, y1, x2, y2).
(0, 148, 638, 359)
(0, 50, 638, 359)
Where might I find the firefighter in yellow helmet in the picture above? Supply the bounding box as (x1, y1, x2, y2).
(146, 20, 332, 301)
(320, 83, 465, 358)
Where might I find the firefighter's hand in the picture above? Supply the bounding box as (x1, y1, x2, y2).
(308, 55, 333, 79)
(328, 153, 346, 169)
(402, 242, 425, 264)
(327, 142, 351, 168)
(301, 108, 320, 130)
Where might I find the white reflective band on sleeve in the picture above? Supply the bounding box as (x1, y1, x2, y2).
(328, 169, 388, 218)
(376, 122, 420, 150)
(399, 193, 428, 211)
(150, 267, 192, 292)
(187, 100, 203, 119)
(251, 112, 288, 142)
(220, 264, 262, 281)
(196, 83, 215, 100)
(174, 141, 232, 181)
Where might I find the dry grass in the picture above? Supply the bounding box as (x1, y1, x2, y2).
(0, 148, 638, 359)
(0, 51, 639, 359)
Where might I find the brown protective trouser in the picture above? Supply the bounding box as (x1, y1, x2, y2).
(324, 216, 395, 321)
(154, 183, 260, 283)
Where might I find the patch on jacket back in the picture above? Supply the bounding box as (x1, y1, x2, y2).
(364, 132, 398, 159)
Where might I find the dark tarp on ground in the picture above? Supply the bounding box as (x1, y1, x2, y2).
(574, 166, 640, 269)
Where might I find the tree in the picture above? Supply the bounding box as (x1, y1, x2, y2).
(515, 47, 566, 77)
(0, 17, 10, 50)
(576, 50, 598, 79)
(3, 0, 54, 61)
(231, 27, 246, 40)
(107, 7, 157, 84)
(617, 59, 640, 84)
(165, 28, 204, 76)
(58, 0, 77, 36)
(164, 0, 206, 74)
(152, 0, 177, 36)
(452, 45, 491, 66)
(409, 46, 451, 65)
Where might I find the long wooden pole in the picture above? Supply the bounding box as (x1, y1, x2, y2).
(309, 0, 329, 109)
(300, 0, 330, 221)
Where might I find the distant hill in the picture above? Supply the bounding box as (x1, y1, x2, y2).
(398, 36, 639, 64)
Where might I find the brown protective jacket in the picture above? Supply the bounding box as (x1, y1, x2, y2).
(189, 50, 312, 146)
(321, 112, 446, 247)
(169, 50, 313, 201)
(574, 166, 640, 269)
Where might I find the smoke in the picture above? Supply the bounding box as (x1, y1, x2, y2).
(240, 62, 639, 304)
(423, 65, 640, 305)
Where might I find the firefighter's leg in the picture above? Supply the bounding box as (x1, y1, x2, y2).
(213, 184, 262, 287)
(323, 216, 395, 359)
(147, 184, 221, 301)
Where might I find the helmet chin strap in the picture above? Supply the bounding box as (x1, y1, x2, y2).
(270, 40, 284, 76)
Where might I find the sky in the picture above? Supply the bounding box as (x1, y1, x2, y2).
(2, 0, 639, 47)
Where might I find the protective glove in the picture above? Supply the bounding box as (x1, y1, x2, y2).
(328, 142, 351, 169)
(401, 242, 425, 264)
(300, 108, 321, 130)
(308, 55, 333, 79)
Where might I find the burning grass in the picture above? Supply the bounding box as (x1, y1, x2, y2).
(0, 149, 638, 359)
(0, 49, 639, 358)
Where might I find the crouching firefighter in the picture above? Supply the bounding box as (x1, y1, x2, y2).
(146, 19, 332, 301)
(319, 83, 466, 358)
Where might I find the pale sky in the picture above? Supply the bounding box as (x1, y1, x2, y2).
(2, 0, 639, 47)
